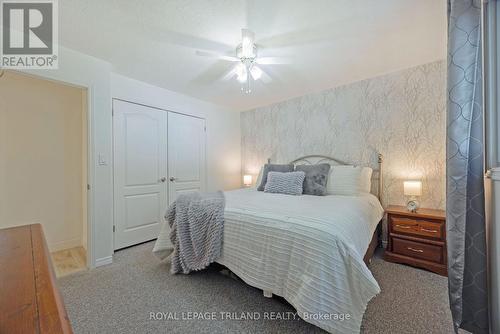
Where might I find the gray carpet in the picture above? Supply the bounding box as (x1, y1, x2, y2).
(59, 242, 456, 334)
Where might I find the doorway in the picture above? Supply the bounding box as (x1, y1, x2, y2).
(0, 70, 89, 276)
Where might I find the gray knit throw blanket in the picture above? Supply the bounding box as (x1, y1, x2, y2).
(168, 191, 225, 274)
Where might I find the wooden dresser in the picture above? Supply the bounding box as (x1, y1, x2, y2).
(0, 224, 73, 333)
(384, 205, 447, 276)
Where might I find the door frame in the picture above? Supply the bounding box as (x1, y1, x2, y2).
(111, 98, 207, 250)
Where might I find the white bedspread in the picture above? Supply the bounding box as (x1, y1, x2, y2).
(217, 188, 383, 334)
(154, 188, 384, 333)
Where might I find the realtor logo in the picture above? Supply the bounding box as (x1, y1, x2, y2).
(1, 0, 58, 69)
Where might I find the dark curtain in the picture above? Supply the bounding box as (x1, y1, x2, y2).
(446, 0, 489, 333)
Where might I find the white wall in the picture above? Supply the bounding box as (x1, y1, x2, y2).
(111, 74, 241, 192)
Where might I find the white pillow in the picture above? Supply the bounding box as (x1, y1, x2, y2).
(255, 167, 263, 188)
(327, 165, 372, 195)
(360, 166, 373, 193)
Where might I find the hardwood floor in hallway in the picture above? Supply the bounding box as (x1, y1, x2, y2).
(51, 247, 87, 277)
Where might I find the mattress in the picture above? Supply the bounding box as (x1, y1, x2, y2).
(216, 188, 384, 333)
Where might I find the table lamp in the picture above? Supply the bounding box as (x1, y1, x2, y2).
(404, 180, 422, 212)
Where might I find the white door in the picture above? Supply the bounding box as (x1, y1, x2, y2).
(167, 112, 206, 204)
(113, 100, 167, 250)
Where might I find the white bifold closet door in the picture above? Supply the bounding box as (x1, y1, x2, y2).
(113, 100, 206, 250)
(167, 111, 206, 204)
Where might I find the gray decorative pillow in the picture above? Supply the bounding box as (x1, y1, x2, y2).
(257, 163, 294, 191)
(264, 171, 305, 195)
(295, 163, 331, 196)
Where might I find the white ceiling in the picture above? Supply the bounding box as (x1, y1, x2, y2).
(59, 0, 447, 111)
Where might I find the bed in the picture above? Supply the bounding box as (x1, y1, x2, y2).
(157, 154, 385, 334)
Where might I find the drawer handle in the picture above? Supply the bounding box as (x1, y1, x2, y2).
(421, 228, 438, 233)
(395, 224, 412, 229)
(407, 247, 424, 253)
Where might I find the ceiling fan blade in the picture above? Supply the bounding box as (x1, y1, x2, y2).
(151, 29, 233, 53)
(188, 61, 235, 87)
(256, 57, 292, 65)
(259, 68, 272, 84)
(220, 66, 238, 81)
(195, 50, 239, 62)
(257, 25, 337, 49)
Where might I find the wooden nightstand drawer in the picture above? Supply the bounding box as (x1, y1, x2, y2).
(391, 216, 443, 240)
(392, 238, 443, 263)
(417, 220, 443, 239)
(391, 217, 418, 233)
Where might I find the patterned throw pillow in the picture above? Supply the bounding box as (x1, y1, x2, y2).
(257, 163, 295, 191)
(295, 163, 331, 196)
(264, 171, 306, 195)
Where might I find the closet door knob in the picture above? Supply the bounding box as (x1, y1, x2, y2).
(160, 177, 166, 183)
(169, 177, 176, 182)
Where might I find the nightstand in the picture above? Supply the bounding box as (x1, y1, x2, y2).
(384, 205, 447, 276)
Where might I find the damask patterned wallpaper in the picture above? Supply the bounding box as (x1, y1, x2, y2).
(241, 60, 446, 209)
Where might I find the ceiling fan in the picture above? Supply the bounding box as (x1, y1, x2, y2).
(195, 29, 288, 93)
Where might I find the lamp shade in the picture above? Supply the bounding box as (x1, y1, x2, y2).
(404, 180, 422, 196)
(243, 175, 252, 186)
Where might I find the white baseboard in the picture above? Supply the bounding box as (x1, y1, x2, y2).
(95, 256, 113, 267)
(48, 237, 82, 252)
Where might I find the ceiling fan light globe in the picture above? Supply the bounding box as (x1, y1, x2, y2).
(236, 63, 246, 75)
(237, 73, 248, 83)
